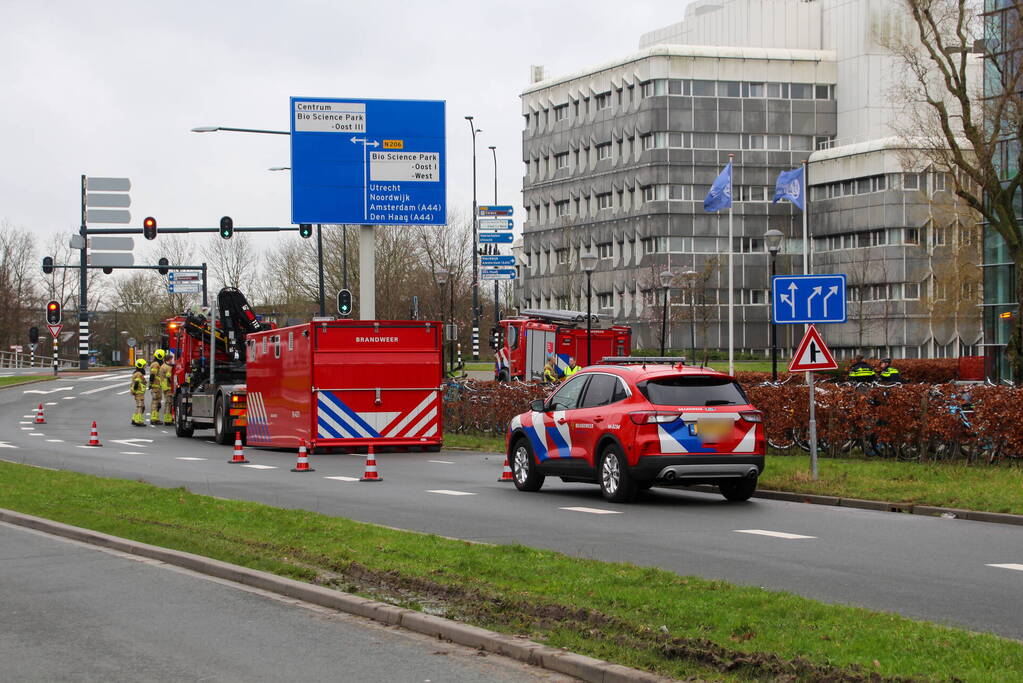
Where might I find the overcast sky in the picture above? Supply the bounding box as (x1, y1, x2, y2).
(1, 1, 690, 250)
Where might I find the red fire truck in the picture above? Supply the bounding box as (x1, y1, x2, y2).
(493, 309, 631, 381)
(167, 288, 274, 444)
(244, 319, 444, 451)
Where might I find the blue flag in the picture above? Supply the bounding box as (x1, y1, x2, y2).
(703, 162, 733, 212)
(772, 166, 805, 211)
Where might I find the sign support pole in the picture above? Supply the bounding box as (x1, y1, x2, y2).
(359, 225, 375, 320)
(808, 371, 818, 480)
(52, 336, 58, 377)
(316, 223, 325, 316)
(201, 263, 208, 308)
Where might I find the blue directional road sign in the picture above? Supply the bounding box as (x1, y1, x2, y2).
(479, 232, 514, 244)
(290, 97, 446, 226)
(480, 254, 516, 267)
(481, 268, 516, 280)
(478, 205, 513, 216)
(772, 274, 847, 324)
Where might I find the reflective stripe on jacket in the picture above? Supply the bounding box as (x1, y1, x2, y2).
(158, 363, 173, 391)
(880, 367, 900, 378)
(130, 371, 147, 395)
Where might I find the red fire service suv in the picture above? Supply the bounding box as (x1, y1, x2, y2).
(506, 358, 764, 503)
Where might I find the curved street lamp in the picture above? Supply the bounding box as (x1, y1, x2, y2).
(434, 267, 452, 374)
(764, 229, 786, 380)
(580, 251, 599, 365)
(683, 269, 697, 361)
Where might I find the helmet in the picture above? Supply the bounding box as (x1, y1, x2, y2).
(134, 359, 147, 370)
(153, 349, 166, 361)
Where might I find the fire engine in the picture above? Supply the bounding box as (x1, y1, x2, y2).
(493, 309, 631, 382)
(165, 288, 273, 444)
(244, 319, 444, 452)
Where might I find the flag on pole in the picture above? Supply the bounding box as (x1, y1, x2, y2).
(772, 166, 805, 210)
(703, 162, 733, 212)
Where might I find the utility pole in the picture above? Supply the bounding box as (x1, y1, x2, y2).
(78, 175, 89, 370)
(489, 145, 499, 332)
(466, 116, 480, 361)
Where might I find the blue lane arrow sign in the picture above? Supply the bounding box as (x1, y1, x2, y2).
(771, 274, 847, 324)
(479, 231, 514, 244)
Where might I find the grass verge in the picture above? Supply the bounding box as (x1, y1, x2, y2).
(0, 375, 54, 388)
(763, 453, 1023, 515)
(443, 432, 505, 453)
(1, 460, 1020, 681)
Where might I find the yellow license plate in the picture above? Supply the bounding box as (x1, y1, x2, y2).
(696, 419, 733, 442)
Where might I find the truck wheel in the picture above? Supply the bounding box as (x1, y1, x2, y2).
(497, 369, 510, 383)
(174, 393, 194, 438)
(213, 397, 232, 445)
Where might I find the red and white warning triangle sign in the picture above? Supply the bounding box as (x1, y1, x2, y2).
(788, 324, 837, 372)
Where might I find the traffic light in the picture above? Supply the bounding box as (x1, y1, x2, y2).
(29, 327, 39, 344)
(158, 258, 170, 275)
(299, 223, 313, 238)
(219, 216, 233, 239)
(143, 216, 157, 240)
(42, 256, 54, 274)
(337, 289, 352, 317)
(45, 300, 61, 325)
(489, 326, 501, 349)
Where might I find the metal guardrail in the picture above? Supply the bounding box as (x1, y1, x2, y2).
(0, 350, 77, 369)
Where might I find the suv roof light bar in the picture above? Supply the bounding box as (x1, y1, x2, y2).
(520, 308, 602, 324)
(600, 356, 686, 365)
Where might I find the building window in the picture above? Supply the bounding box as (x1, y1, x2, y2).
(767, 82, 789, 98)
(904, 283, 920, 299)
(720, 81, 741, 97)
(555, 248, 569, 264)
(597, 242, 613, 259)
(814, 135, 835, 150)
(554, 104, 568, 122)
(692, 80, 716, 96)
(555, 152, 569, 170)
(904, 173, 922, 190)
(556, 296, 569, 309)
(597, 143, 612, 160)
(904, 227, 920, 245)
(790, 83, 813, 99)
(595, 92, 611, 110)
(642, 236, 668, 254)
(596, 293, 613, 309)
(596, 193, 612, 210)
(555, 200, 570, 217)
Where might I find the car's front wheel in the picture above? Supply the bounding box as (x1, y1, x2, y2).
(511, 438, 544, 492)
(719, 476, 758, 502)
(599, 444, 636, 503)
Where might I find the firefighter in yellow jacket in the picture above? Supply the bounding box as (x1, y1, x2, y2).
(158, 352, 175, 425)
(149, 349, 166, 424)
(130, 359, 148, 426)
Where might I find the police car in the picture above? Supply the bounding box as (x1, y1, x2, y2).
(506, 358, 764, 503)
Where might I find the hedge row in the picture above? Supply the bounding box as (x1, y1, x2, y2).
(731, 358, 960, 385)
(443, 378, 1021, 463)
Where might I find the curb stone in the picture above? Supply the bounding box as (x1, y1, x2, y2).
(688, 485, 1023, 527)
(0, 508, 670, 683)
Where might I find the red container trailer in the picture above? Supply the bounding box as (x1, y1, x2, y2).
(244, 319, 444, 451)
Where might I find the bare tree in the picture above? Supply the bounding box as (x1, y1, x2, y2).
(202, 236, 259, 293)
(0, 221, 38, 349)
(883, 0, 1022, 370)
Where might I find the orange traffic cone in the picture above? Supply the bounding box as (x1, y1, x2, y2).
(360, 446, 382, 482)
(498, 456, 514, 482)
(228, 431, 249, 464)
(291, 443, 314, 472)
(34, 403, 46, 425)
(85, 421, 102, 447)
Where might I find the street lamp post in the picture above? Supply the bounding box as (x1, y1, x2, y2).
(659, 270, 674, 356)
(465, 116, 481, 361)
(268, 165, 325, 316)
(683, 269, 697, 361)
(764, 229, 785, 381)
(580, 251, 598, 365)
(489, 145, 499, 333)
(434, 267, 451, 375)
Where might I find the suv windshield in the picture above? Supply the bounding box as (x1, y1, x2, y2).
(638, 376, 748, 406)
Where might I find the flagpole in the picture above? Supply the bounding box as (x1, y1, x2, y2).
(802, 159, 809, 275)
(728, 153, 734, 377)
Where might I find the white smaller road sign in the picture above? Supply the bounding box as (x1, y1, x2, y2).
(788, 325, 837, 372)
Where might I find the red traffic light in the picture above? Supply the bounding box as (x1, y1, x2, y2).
(46, 300, 61, 325)
(143, 216, 157, 240)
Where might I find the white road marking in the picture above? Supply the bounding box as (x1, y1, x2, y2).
(428, 460, 455, 464)
(23, 386, 73, 395)
(19, 421, 32, 425)
(324, 475, 359, 482)
(559, 506, 622, 515)
(22, 415, 35, 418)
(987, 563, 1023, 572)
(62, 397, 74, 400)
(45, 402, 57, 406)
(427, 490, 477, 496)
(20, 427, 32, 431)
(734, 529, 816, 540)
(75, 445, 100, 449)
(0, 442, 17, 449)
(29, 432, 43, 436)
(46, 439, 64, 443)
(81, 384, 122, 395)
(111, 438, 153, 447)
(175, 457, 207, 461)
(117, 390, 130, 395)
(241, 464, 276, 470)
(120, 451, 145, 455)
